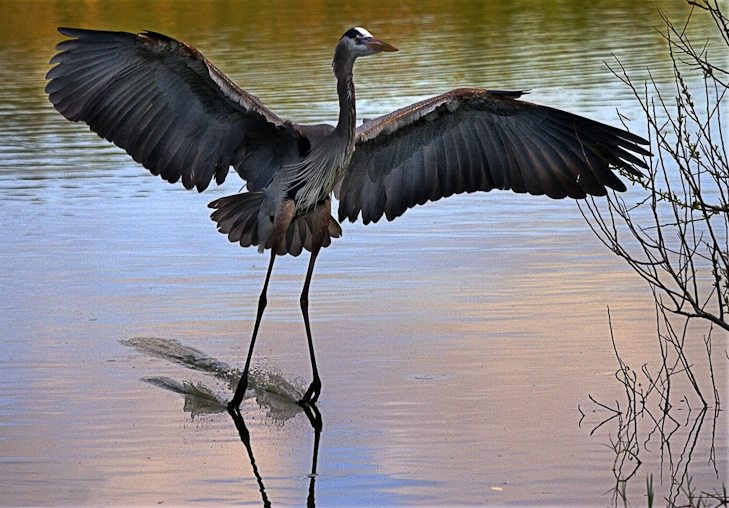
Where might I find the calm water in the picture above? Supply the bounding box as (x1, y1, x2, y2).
(1, 0, 727, 505)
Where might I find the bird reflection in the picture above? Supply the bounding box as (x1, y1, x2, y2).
(229, 404, 323, 508)
(122, 337, 322, 505)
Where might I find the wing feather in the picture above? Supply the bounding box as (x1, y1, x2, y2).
(422, 141, 440, 203)
(46, 27, 301, 192)
(338, 88, 649, 223)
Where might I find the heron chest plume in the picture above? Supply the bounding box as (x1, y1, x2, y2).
(286, 135, 354, 213)
(286, 68, 357, 214)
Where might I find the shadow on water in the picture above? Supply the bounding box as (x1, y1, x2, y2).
(121, 337, 323, 506)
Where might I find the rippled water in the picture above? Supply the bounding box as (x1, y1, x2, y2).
(1, 0, 727, 506)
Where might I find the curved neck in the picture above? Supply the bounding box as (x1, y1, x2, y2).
(336, 70, 356, 138)
(332, 45, 357, 142)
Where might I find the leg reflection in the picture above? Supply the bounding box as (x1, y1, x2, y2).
(228, 404, 323, 507)
(302, 404, 322, 508)
(228, 406, 271, 508)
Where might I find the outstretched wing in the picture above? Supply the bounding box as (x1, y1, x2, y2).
(46, 28, 301, 192)
(336, 88, 650, 224)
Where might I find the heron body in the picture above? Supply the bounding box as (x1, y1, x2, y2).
(46, 26, 650, 409)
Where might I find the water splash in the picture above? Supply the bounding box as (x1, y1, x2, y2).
(122, 337, 306, 421)
(246, 368, 308, 423)
(142, 376, 228, 417)
(121, 337, 238, 383)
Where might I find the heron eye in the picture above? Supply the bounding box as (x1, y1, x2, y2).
(354, 36, 360, 43)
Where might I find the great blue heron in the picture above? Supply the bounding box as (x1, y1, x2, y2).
(46, 26, 650, 410)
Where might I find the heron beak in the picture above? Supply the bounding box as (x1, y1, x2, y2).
(365, 38, 398, 53)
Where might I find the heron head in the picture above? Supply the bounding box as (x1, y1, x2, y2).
(339, 27, 398, 57)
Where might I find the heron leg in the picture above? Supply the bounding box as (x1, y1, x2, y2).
(300, 249, 322, 404)
(230, 200, 295, 410)
(300, 201, 332, 405)
(229, 250, 277, 410)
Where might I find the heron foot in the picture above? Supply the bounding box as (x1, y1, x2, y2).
(299, 378, 321, 405)
(228, 374, 249, 411)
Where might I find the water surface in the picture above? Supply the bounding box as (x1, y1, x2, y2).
(1, 0, 726, 505)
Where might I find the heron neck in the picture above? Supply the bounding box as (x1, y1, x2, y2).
(334, 64, 356, 145)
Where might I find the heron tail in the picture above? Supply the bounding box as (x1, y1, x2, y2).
(208, 192, 342, 257)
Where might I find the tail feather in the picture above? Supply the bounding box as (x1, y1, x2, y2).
(208, 192, 342, 257)
(209, 192, 264, 248)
